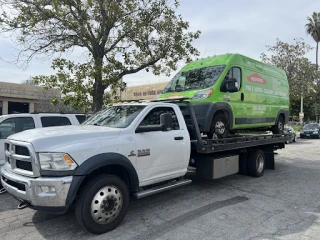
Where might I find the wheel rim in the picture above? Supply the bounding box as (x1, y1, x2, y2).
(278, 121, 283, 132)
(91, 185, 123, 224)
(215, 120, 225, 135)
(256, 154, 264, 173)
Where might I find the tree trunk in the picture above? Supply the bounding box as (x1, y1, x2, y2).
(317, 41, 319, 70)
(92, 57, 106, 112)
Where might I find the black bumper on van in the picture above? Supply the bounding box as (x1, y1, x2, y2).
(178, 102, 234, 133)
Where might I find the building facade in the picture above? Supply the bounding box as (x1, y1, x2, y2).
(0, 82, 60, 115)
(119, 82, 168, 101)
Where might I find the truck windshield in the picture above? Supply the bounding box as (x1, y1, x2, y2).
(83, 105, 146, 128)
(162, 65, 225, 93)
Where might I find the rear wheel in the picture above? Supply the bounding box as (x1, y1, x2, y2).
(75, 174, 129, 234)
(247, 150, 265, 177)
(207, 113, 229, 139)
(272, 115, 285, 134)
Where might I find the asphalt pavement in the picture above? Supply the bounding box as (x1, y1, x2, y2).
(1, 137, 320, 240)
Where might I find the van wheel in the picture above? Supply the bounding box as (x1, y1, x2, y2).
(75, 174, 129, 234)
(247, 150, 265, 177)
(272, 115, 284, 134)
(208, 113, 229, 139)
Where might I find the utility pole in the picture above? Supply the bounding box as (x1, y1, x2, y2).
(300, 94, 303, 125)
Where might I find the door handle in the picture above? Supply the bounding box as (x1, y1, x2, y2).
(174, 136, 184, 140)
(241, 93, 244, 101)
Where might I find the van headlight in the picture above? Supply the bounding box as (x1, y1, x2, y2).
(38, 153, 77, 171)
(192, 89, 213, 100)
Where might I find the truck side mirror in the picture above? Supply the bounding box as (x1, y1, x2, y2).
(225, 78, 238, 92)
(135, 113, 173, 133)
(160, 113, 173, 131)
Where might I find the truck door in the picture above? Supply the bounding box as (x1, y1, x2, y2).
(134, 106, 189, 185)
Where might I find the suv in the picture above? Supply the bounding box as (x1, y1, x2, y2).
(0, 113, 88, 171)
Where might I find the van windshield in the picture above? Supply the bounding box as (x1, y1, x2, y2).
(162, 65, 225, 93)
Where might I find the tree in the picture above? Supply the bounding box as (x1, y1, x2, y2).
(21, 77, 37, 86)
(305, 12, 320, 70)
(261, 38, 320, 120)
(0, 0, 200, 112)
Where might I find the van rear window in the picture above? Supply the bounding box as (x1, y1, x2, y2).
(163, 65, 225, 93)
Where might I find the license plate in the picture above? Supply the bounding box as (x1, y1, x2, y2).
(306, 134, 310, 136)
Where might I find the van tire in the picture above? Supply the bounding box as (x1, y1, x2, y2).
(272, 115, 284, 134)
(208, 113, 229, 139)
(75, 174, 129, 234)
(247, 150, 265, 177)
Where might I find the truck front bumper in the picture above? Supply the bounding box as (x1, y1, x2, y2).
(1, 164, 72, 213)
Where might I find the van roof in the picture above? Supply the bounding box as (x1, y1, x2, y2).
(181, 53, 286, 78)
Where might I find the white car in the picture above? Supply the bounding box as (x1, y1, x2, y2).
(0, 113, 88, 171)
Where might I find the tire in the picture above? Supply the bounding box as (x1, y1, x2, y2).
(247, 150, 265, 177)
(75, 174, 129, 234)
(207, 113, 229, 139)
(272, 115, 285, 134)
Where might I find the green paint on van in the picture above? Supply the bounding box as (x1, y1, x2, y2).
(159, 53, 289, 131)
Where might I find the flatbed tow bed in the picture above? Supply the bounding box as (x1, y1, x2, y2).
(152, 98, 290, 179)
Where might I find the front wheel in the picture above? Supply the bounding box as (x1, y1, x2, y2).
(207, 113, 229, 139)
(75, 174, 129, 234)
(272, 115, 284, 134)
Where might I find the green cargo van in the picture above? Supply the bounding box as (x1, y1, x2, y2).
(158, 53, 290, 138)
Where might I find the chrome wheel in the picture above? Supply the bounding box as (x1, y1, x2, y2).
(91, 185, 123, 224)
(215, 121, 225, 135)
(256, 154, 264, 173)
(278, 121, 284, 132)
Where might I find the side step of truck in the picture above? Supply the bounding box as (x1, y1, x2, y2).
(134, 179, 192, 199)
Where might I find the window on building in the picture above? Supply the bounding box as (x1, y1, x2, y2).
(0, 101, 2, 115)
(139, 107, 180, 130)
(0, 117, 35, 139)
(40, 116, 72, 127)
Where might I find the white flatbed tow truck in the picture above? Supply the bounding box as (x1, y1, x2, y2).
(1, 98, 290, 234)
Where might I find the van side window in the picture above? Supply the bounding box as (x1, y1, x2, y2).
(221, 67, 242, 92)
(0, 117, 35, 139)
(41, 116, 71, 127)
(139, 107, 180, 131)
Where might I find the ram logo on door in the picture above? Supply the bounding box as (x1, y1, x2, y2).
(138, 149, 150, 157)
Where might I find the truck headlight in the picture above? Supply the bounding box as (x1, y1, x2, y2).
(38, 153, 77, 171)
(192, 89, 213, 100)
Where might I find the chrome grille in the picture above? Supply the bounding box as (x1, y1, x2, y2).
(5, 140, 39, 177)
(16, 160, 33, 171)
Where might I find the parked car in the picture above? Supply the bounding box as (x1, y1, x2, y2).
(0, 113, 88, 180)
(284, 125, 296, 143)
(158, 53, 290, 138)
(300, 123, 320, 139)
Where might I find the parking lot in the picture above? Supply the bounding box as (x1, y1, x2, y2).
(0, 137, 320, 240)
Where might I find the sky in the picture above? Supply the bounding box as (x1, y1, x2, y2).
(0, 0, 320, 87)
